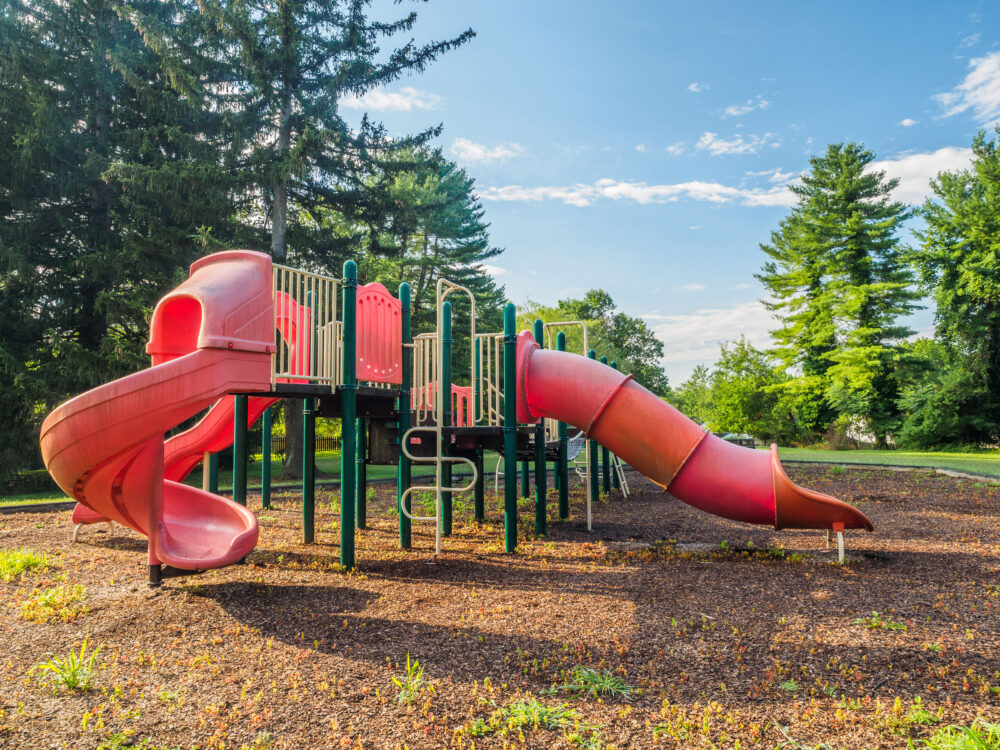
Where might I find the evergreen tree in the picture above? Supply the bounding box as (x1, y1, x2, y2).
(909, 128, 1000, 444)
(194, 0, 473, 477)
(757, 143, 917, 446)
(0, 0, 240, 479)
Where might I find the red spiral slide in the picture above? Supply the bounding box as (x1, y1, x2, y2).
(515, 332, 873, 532)
(40, 251, 285, 570)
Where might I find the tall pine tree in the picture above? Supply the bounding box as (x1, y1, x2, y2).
(758, 143, 917, 446)
(909, 128, 1000, 443)
(0, 0, 240, 479)
(193, 0, 473, 477)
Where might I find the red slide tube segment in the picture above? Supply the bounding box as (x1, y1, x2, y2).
(515, 332, 872, 532)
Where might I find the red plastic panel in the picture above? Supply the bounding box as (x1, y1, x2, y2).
(415, 382, 474, 426)
(356, 282, 402, 384)
(451, 386, 474, 427)
(274, 291, 312, 381)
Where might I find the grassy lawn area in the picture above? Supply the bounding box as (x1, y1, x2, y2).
(2, 450, 506, 506)
(772, 446, 1000, 477)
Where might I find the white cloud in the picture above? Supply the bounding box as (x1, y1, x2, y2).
(644, 300, 775, 370)
(341, 86, 441, 112)
(688, 82, 709, 92)
(899, 118, 918, 127)
(635, 143, 647, 152)
(450, 138, 524, 164)
(745, 167, 797, 184)
(682, 283, 706, 291)
(959, 32, 980, 49)
(870, 146, 974, 204)
(665, 142, 685, 156)
(729, 283, 753, 290)
(479, 264, 507, 277)
(722, 94, 770, 118)
(696, 131, 781, 156)
(689, 225, 702, 230)
(934, 51, 1000, 125)
(480, 177, 795, 208)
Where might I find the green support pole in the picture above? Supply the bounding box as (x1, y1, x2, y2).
(356, 418, 367, 529)
(474, 448, 485, 521)
(610, 362, 621, 491)
(233, 395, 248, 506)
(441, 300, 453, 536)
(502, 303, 518, 552)
(208, 452, 219, 494)
(473, 342, 485, 522)
(600, 355, 611, 494)
(587, 350, 599, 510)
(262, 405, 272, 509)
(340, 260, 358, 570)
(533, 319, 546, 536)
(397, 282, 412, 549)
(303, 397, 315, 543)
(557, 332, 570, 519)
(521, 460, 529, 497)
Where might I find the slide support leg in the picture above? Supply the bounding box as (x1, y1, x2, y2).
(474, 448, 485, 521)
(233, 395, 248, 507)
(397, 282, 412, 549)
(502, 303, 518, 553)
(587, 350, 599, 529)
(303, 397, 315, 543)
(533, 319, 547, 535)
(557, 332, 570, 519)
(262, 405, 272, 509)
(356, 417, 367, 529)
(340, 260, 358, 569)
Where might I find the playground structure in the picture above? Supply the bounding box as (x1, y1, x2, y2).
(39, 250, 873, 585)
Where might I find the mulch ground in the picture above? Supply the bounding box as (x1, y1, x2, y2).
(1, 465, 998, 749)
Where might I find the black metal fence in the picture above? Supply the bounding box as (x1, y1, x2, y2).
(269, 436, 341, 454)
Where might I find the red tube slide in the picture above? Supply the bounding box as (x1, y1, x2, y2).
(515, 332, 872, 532)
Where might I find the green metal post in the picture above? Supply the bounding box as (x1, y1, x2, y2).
(397, 282, 412, 549)
(600, 355, 611, 494)
(262, 405, 272, 509)
(610, 361, 621, 491)
(303, 397, 315, 543)
(473, 341, 485, 521)
(587, 350, 599, 510)
(441, 300, 453, 536)
(533, 319, 546, 536)
(356, 418, 367, 529)
(474, 448, 485, 521)
(502, 303, 518, 552)
(340, 260, 358, 569)
(557, 332, 570, 519)
(233, 395, 248, 506)
(208, 452, 219, 494)
(521, 460, 529, 497)
(303, 290, 317, 544)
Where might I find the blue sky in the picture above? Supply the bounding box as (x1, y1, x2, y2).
(346, 1, 1000, 384)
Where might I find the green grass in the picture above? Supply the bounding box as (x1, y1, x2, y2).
(33, 636, 102, 692)
(1, 450, 506, 505)
(908, 719, 1000, 749)
(0, 548, 50, 580)
(769, 447, 1000, 478)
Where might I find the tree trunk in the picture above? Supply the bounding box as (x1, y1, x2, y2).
(280, 401, 303, 480)
(272, 5, 296, 470)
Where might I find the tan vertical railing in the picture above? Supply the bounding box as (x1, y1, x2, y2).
(271, 264, 341, 389)
(476, 332, 505, 427)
